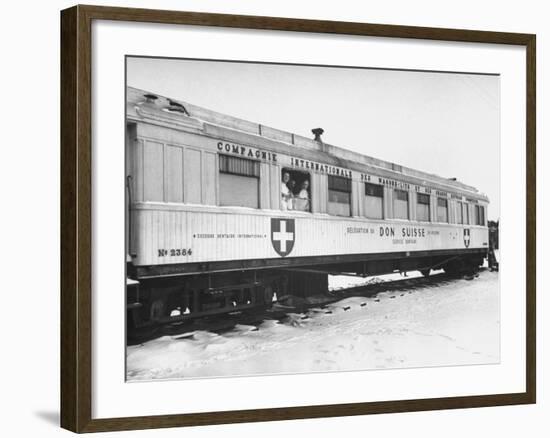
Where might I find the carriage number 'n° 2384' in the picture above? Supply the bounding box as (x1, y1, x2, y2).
(158, 248, 193, 257)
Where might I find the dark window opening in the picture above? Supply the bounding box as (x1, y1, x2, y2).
(328, 175, 352, 217)
(393, 189, 409, 219)
(365, 183, 383, 219)
(365, 183, 383, 197)
(437, 197, 448, 223)
(417, 193, 430, 222)
(220, 154, 260, 177)
(281, 168, 311, 212)
(475, 205, 485, 226)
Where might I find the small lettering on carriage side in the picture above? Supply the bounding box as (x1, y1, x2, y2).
(192, 233, 266, 239)
(157, 248, 193, 257)
(346, 226, 374, 234)
(290, 157, 352, 178)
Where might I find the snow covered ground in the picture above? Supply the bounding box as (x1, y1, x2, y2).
(126, 270, 499, 381)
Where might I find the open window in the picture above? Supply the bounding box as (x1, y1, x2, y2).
(328, 175, 352, 217)
(219, 155, 260, 208)
(416, 193, 430, 222)
(365, 183, 383, 219)
(281, 168, 311, 212)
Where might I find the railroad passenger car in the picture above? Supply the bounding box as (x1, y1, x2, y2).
(126, 87, 489, 328)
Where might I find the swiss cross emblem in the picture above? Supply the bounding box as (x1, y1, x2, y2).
(464, 229, 471, 248)
(271, 218, 295, 257)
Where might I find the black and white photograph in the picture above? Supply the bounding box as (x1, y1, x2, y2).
(125, 56, 500, 381)
(1, 0, 544, 435)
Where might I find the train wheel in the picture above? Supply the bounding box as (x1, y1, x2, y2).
(420, 269, 431, 278)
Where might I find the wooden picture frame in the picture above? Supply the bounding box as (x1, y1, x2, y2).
(60, 4, 536, 433)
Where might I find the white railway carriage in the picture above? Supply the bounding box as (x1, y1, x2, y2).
(126, 87, 489, 327)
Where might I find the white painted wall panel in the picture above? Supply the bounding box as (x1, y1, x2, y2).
(132, 139, 144, 202)
(184, 148, 201, 204)
(351, 180, 361, 217)
(132, 204, 489, 267)
(143, 140, 164, 202)
(316, 174, 328, 214)
(202, 151, 217, 205)
(259, 162, 271, 209)
(384, 187, 393, 219)
(165, 145, 184, 203)
(270, 164, 280, 210)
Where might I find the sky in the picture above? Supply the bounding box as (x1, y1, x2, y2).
(127, 57, 500, 219)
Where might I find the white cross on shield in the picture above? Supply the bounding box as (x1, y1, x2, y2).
(271, 218, 295, 257)
(464, 228, 471, 248)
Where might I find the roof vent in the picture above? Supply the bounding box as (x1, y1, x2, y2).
(312, 128, 324, 142)
(143, 93, 158, 103)
(167, 99, 190, 116)
(448, 177, 457, 181)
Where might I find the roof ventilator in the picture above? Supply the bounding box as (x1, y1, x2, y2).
(166, 99, 190, 116)
(143, 93, 158, 103)
(312, 127, 324, 143)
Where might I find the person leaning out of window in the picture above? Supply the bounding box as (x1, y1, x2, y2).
(296, 180, 310, 211)
(281, 172, 292, 210)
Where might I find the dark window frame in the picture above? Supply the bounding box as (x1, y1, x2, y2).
(364, 182, 384, 219)
(327, 175, 352, 217)
(416, 193, 431, 222)
(328, 175, 352, 193)
(282, 167, 312, 212)
(218, 155, 260, 209)
(365, 182, 383, 198)
(394, 189, 409, 202)
(437, 197, 449, 223)
(417, 193, 430, 205)
(219, 154, 260, 178)
(393, 189, 409, 220)
(475, 204, 486, 226)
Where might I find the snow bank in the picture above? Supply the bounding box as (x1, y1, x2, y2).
(127, 270, 499, 381)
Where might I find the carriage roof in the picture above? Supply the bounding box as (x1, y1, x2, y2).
(127, 86, 488, 201)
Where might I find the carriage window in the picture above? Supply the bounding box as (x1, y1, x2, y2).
(393, 189, 409, 219)
(463, 202, 470, 225)
(281, 169, 311, 212)
(437, 197, 449, 223)
(364, 183, 383, 219)
(328, 175, 351, 217)
(475, 205, 485, 225)
(416, 193, 431, 222)
(219, 155, 259, 208)
(457, 201, 464, 224)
